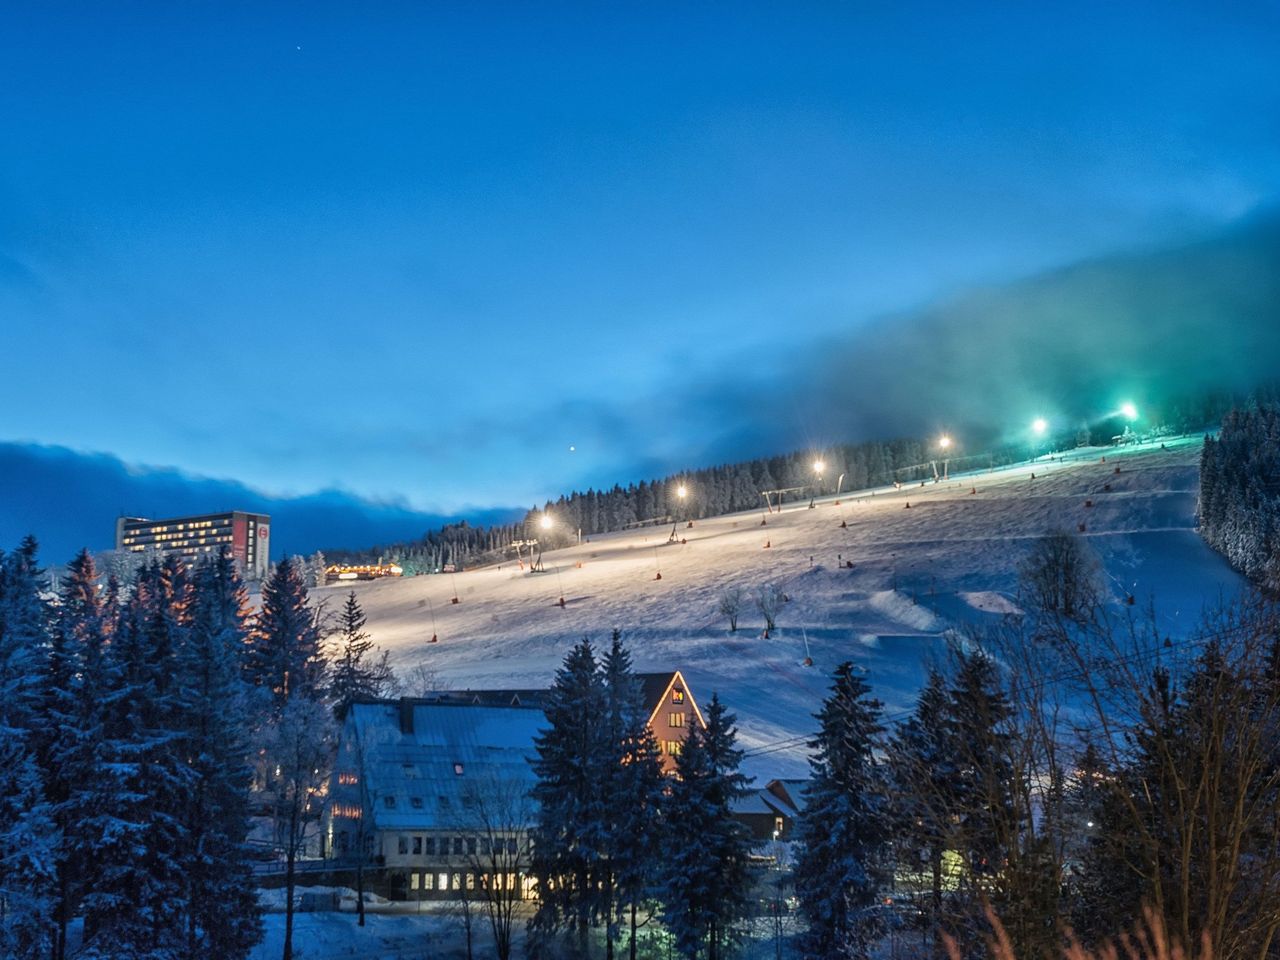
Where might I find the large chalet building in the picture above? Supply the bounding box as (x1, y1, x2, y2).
(322, 670, 708, 900)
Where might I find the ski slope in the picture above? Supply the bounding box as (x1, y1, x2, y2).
(328, 437, 1243, 779)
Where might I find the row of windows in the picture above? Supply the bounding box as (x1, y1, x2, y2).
(124, 535, 233, 548)
(668, 712, 685, 728)
(127, 544, 230, 555)
(397, 834, 521, 857)
(661, 740, 683, 756)
(410, 871, 523, 893)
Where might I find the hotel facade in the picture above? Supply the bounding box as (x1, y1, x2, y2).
(115, 510, 271, 581)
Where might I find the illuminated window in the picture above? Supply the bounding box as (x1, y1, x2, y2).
(671, 688, 685, 704)
(411, 872, 420, 890)
(438, 873, 448, 890)
(662, 740, 683, 756)
(669, 712, 685, 728)
(453, 762, 464, 775)
(424, 872, 435, 890)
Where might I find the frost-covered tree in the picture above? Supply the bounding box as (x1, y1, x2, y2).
(600, 632, 667, 960)
(328, 591, 396, 710)
(1199, 404, 1280, 587)
(793, 663, 890, 960)
(37, 549, 113, 960)
(1019, 529, 1103, 622)
(263, 695, 334, 960)
(945, 647, 1018, 948)
(663, 693, 752, 960)
(79, 558, 192, 958)
(717, 585, 744, 632)
(176, 552, 263, 958)
(756, 582, 784, 632)
(244, 557, 325, 718)
(884, 668, 954, 941)
(528, 639, 608, 959)
(0, 538, 56, 960)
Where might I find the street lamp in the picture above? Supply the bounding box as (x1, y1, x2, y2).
(809, 459, 825, 508)
(669, 484, 688, 543)
(935, 435, 953, 481)
(1032, 418, 1048, 436)
(1121, 402, 1139, 421)
(532, 513, 552, 572)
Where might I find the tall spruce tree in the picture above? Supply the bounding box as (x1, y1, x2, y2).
(0, 538, 55, 959)
(600, 632, 667, 960)
(79, 558, 192, 958)
(663, 693, 752, 960)
(38, 549, 112, 960)
(946, 648, 1016, 947)
(885, 668, 955, 944)
(793, 663, 890, 960)
(328, 590, 392, 710)
(529, 639, 608, 959)
(244, 557, 325, 718)
(177, 552, 263, 958)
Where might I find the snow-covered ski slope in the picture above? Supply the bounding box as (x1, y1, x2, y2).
(330, 437, 1242, 778)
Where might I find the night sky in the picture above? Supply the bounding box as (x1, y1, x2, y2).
(3, 3, 1279, 558)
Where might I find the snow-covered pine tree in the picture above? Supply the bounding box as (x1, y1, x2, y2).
(884, 668, 955, 944)
(79, 557, 192, 958)
(793, 662, 890, 960)
(243, 557, 325, 720)
(327, 590, 392, 711)
(945, 647, 1017, 945)
(0, 538, 56, 960)
(600, 631, 667, 960)
(37, 549, 113, 960)
(176, 551, 263, 958)
(663, 693, 752, 960)
(529, 639, 608, 959)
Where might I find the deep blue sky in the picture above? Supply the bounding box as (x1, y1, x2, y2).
(3, 2, 1279, 553)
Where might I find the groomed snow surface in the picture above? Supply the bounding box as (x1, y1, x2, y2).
(330, 437, 1242, 782)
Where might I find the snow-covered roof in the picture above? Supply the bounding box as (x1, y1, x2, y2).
(343, 700, 544, 831)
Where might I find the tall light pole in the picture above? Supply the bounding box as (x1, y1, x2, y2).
(809, 459, 825, 508)
(532, 513, 552, 572)
(669, 483, 688, 543)
(936, 435, 952, 481)
(1032, 417, 1048, 461)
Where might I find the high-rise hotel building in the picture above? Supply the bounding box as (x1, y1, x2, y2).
(115, 511, 272, 581)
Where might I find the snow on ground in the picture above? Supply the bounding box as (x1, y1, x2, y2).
(332, 437, 1243, 780)
(253, 908, 459, 960)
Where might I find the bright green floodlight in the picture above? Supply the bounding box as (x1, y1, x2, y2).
(1032, 417, 1048, 436)
(1121, 402, 1139, 421)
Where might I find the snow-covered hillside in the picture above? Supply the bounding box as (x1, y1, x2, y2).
(330, 437, 1242, 779)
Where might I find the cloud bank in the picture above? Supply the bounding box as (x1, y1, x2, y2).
(0, 442, 522, 564)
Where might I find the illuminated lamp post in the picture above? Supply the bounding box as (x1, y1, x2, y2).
(1032, 417, 1048, 460)
(937, 435, 952, 481)
(532, 513, 552, 573)
(669, 483, 688, 543)
(809, 459, 825, 508)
